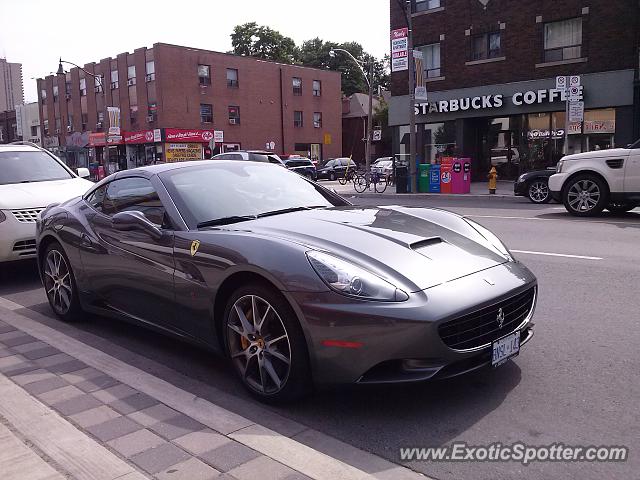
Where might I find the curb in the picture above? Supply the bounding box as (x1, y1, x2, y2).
(0, 297, 430, 480)
(343, 192, 517, 200)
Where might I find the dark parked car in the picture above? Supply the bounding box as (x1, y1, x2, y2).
(37, 160, 537, 402)
(514, 168, 556, 204)
(284, 157, 316, 180)
(316, 158, 358, 181)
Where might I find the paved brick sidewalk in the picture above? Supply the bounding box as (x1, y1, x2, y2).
(0, 319, 309, 480)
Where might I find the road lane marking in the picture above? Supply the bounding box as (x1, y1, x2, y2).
(511, 250, 603, 260)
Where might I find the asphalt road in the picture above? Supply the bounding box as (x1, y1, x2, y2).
(1, 195, 638, 480)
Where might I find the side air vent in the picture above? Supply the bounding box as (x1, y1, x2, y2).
(606, 159, 624, 169)
(411, 237, 443, 250)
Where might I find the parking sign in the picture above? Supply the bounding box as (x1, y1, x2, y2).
(569, 75, 581, 87)
(555, 76, 567, 90)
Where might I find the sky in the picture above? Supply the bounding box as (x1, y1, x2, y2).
(0, 0, 391, 103)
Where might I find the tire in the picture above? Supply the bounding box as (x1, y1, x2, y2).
(375, 177, 387, 193)
(338, 175, 347, 185)
(329, 171, 336, 181)
(354, 174, 368, 193)
(527, 180, 551, 204)
(41, 241, 84, 322)
(606, 203, 636, 213)
(222, 283, 311, 403)
(562, 174, 609, 217)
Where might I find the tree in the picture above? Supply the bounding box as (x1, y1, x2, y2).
(231, 22, 299, 64)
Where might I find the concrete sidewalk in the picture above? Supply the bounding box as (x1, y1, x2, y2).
(328, 180, 516, 198)
(0, 297, 429, 480)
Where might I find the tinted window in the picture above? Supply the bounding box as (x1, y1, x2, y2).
(248, 153, 269, 163)
(161, 163, 346, 227)
(104, 177, 166, 226)
(86, 185, 107, 211)
(0, 150, 73, 185)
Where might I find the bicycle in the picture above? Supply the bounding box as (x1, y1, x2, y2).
(338, 168, 356, 185)
(353, 171, 387, 193)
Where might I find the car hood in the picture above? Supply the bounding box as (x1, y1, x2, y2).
(218, 206, 510, 292)
(563, 148, 630, 161)
(0, 177, 93, 210)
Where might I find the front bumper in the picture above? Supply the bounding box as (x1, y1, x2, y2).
(514, 179, 528, 197)
(548, 173, 569, 202)
(0, 211, 38, 262)
(288, 262, 537, 385)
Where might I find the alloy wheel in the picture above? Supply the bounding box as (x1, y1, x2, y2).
(567, 179, 601, 213)
(43, 249, 73, 315)
(528, 181, 549, 203)
(227, 295, 292, 395)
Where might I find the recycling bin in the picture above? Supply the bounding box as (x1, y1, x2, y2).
(440, 157, 453, 194)
(418, 163, 431, 193)
(428, 164, 441, 193)
(451, 159, 465, 194)
(462, 158, 472, 194)
(395, 165, 408, 193)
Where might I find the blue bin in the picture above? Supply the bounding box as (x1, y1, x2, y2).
(429, 165, 441, 193)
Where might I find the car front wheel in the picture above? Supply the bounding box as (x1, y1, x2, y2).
(223, 283, 311, 403)
(562, 174, 608, 217)
(42, 242, 84, 322)
(527, 180, 551, 204)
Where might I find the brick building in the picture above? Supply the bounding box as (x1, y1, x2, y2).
(37, 43, 341, 175)
(389, 0, 640, 180)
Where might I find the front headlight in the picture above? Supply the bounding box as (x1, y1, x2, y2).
(556, 159, 564, 173)
(465, 219, 515, 262)
(0, 211, 6, 224)
(517, 174, 526, 183)
(306, 251, 409, 301)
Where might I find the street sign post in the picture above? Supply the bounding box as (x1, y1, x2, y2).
(556, 76, 567, 91)
(569, 101, 584, 123)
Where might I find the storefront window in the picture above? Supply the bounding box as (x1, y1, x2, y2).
(421, 122, 456, 163)
(583, 108, 615, 151)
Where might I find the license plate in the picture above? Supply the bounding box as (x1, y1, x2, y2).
(492, 331, 520, 367)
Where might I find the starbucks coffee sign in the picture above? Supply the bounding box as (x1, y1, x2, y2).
(415, 86, 584, 115)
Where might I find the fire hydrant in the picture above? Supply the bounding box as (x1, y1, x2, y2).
(487, 167, 498, 194)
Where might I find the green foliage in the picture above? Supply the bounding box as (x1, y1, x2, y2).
(230, 23, 390, 96)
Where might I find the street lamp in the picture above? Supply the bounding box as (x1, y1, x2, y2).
(330, 48, 375, 177)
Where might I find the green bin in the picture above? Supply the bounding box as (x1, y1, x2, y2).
(418, 163, 431, 192)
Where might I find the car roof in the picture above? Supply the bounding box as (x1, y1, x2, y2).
(0, 144, 41, 152)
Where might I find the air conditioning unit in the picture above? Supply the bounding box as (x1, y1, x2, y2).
(146, 115, 155, 122)
(96, 122, 103, 128)
(55, 129, 60, 134)
(145, 73, 155, 82)
(127, 78, 136, 86)
(66, 126, 72, 132)
(229, 118, 238, 125)
(65, 94, 71, 100)
(111, 81, 118, 89)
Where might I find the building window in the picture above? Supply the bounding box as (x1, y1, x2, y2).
(148, 102, 157, 121)
(226, 68, 239, 88)
(97, 111, 104, 129)
(292, 77, 302, 95)
(95, 75, 104, 93)
(52, 86, 58, 101)
(198, 65, 211, 85)
(313, 112, 322, 128)
(30, 125, 38, 137)
(80, 78, 86, 96)
(294, 110, 303, 127)
(417, 43, 441, 77)
(472, 32, 502, 60)
(312, 80, 321, 97)
(414, 0, 441, 12)
(67, 113, 73, 130)
(130, 106, 138, 124)
(544, 18, 582, 62)
(111, 70, 119, 89)
(200, 103, 213, 123)
(228, 106, 240, 124)
(145, 61, 155, 81)
(127, 65, 136, 79)
(41, 89, 47, 100)
(43, 120, 49, 135)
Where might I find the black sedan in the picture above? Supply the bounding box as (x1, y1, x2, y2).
(37, 161, 537, 402)
(514, 167, 556, 204)
(316, 158, 358, 181)
(284, 157, 316, 180)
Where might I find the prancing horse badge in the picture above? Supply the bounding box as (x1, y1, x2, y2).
(190, 240, 201, 257)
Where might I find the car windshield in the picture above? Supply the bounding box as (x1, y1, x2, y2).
(0, 151, 73, 185)
(160, 162, 347, 228)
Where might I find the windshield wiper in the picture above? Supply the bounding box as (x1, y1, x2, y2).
(197, 215, 257, 228)
(257, 206, 326, 218)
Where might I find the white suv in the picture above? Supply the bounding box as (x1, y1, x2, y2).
(549, 140, 640, 216)
(0, 143, 93, 262)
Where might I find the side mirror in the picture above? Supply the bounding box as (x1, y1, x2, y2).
(77, 167, 90, 178)
(112, 211, 163, 240)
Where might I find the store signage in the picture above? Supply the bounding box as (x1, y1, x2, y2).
(124, 130, 155, 144)
(107, 107, 121, 135)
(584, 120, 615, 134)
(153, 129, 162, 142)
(165, 142, 202, 162)
(568, 101, 584, 123)
(164, 128, 215, 143)
(107, 135, 124, 145)
(88, 132, 106, 147)
(391, 28, 409, 72)
(213, 130, 224, 143)
(43, 136, 60, 148)
(527, 129, 565, 139)
(413, 50, 428, 101)
(415, 87, 584, 115)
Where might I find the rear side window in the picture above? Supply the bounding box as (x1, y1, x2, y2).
(248, 153, 269, 163)
(86, 185, 107, 211)
(101, 177, 166, 226)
